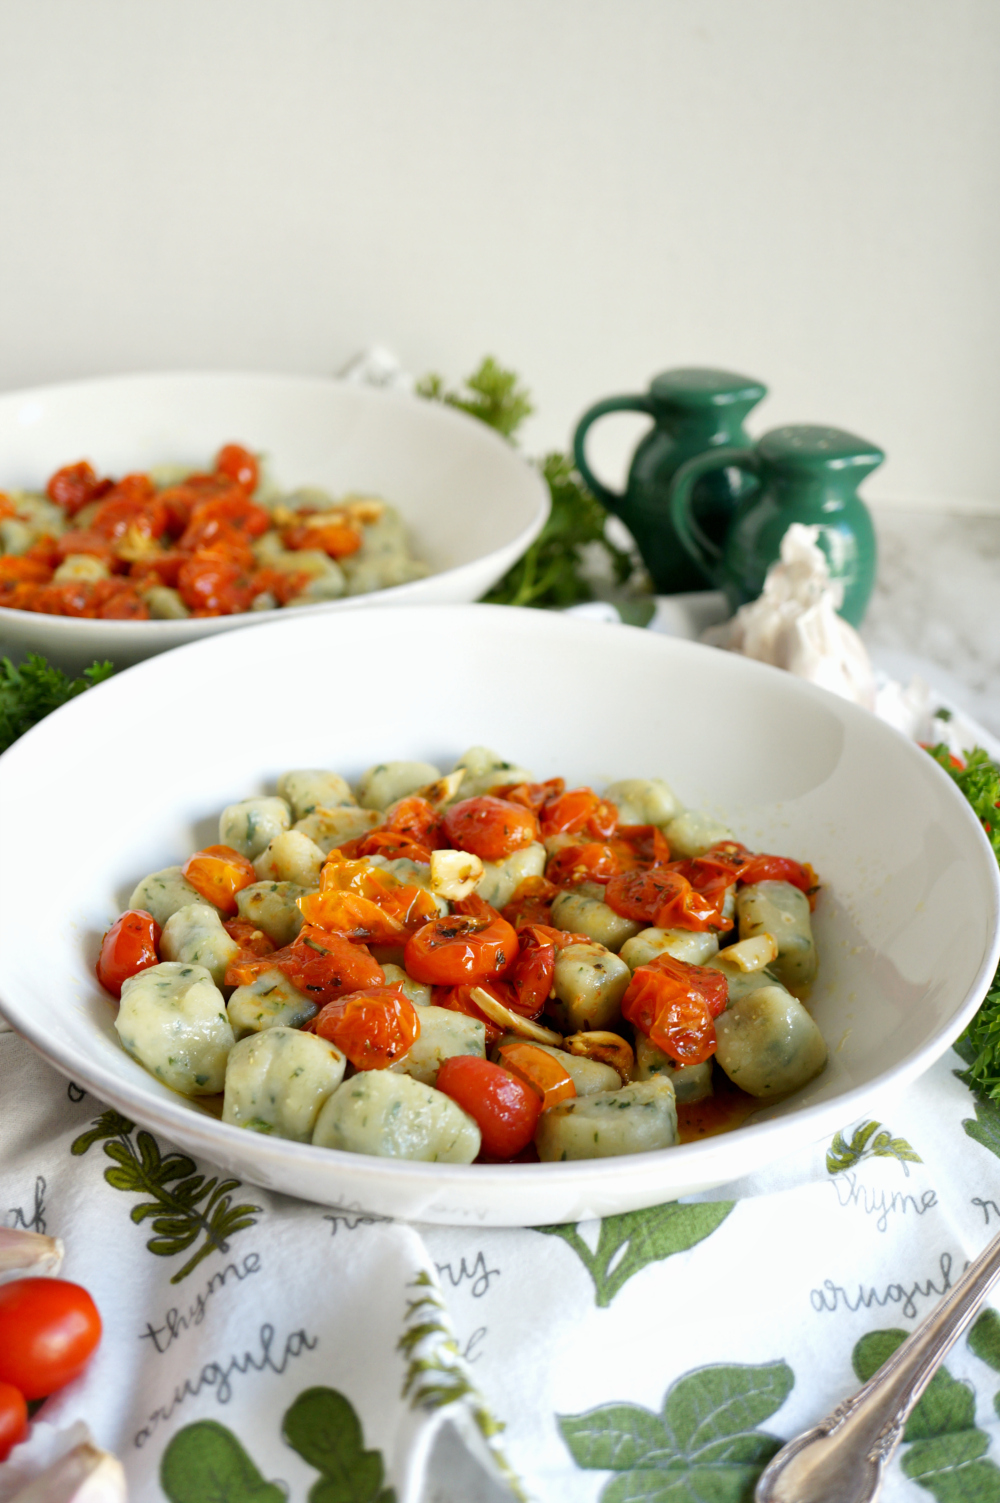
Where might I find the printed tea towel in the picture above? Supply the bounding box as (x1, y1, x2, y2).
(3, 1025, 1000, 1503)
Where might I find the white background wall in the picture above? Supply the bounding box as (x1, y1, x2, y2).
(1, 0, 997, 506)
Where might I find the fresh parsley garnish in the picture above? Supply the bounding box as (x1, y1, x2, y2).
(925, 744, 1000, 863)
(0, 654, 114, 754)
(418, 356, 639, 608)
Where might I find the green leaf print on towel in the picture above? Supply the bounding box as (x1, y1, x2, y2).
(559, 1359, 793, 1501)
(283, 1387, 395, 1502)
(71, 1108, 261, 1284)
(826, 1120, 922, 1176)
(536, 1201, 734, 1307)
(160, 1420, 285, 1502)
(853, 1329, 1000, 1499)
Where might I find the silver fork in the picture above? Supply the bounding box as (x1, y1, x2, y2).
(755, 1224, 1000, 1503)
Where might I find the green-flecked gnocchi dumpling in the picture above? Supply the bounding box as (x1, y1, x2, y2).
(294, 805, 381, 852)
(218, 797, 291, 860)
(115, 962, 234, 1095)
(634, 1034, 713, 1104)
(714, 984, 827, 1097)
(222, 1027, 346, 1141)
(356, 760, 441, 810)
(551, 884, 640, 953)
(381, 963, 432, 1008)
(535, 1077, 678, 1161)
(160, 903, 240, 990)
(475, 842, 547, 910)
(128, 866, 211, 928)
(235, 881, 308, 946)
(277, 770, 355, 821)
(603, 777, 680, 828)
(253, 830, 326, 887)
(663, 809, 735, 858)
(549, 941, 632, 1033)
(312, 1070, 481, 1162)
(448, 746, 534, 800)
(227, 967, 318, 1038)
(736, 880, 818, 991)
(390, 1005, 486, 1086)
(620, 927, 719, 973)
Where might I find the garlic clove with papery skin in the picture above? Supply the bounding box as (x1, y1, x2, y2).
(0, 1228, 64, 1278)
(7, 1443, 126, 1503)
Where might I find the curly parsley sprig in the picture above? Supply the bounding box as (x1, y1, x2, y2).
(0, 654, 113, 754)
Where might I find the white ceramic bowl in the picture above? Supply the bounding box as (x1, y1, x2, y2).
(1, 605, 997, 1226)
(0, 372, 548, 673)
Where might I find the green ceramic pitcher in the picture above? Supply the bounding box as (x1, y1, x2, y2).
(668, 424, 883, 627)
(572, 367, 767, 594)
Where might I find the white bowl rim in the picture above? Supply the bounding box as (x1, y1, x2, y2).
(1, 603, 998, 1208)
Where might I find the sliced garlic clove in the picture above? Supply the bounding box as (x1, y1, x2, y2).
(718, 934, 778, 972)
(0, 1227, 64, 1277)
(469, 987, 563, 1046)
(429, 849, 484, 901)
(563, 1030, 635, 1083)
(411, 769, 466, 809)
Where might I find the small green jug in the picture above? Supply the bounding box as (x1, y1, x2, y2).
(572, 367, 767, 594)
(669, 424, 883, 627)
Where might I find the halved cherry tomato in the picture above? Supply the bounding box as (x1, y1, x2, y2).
(0, 1382, 27, 1461)
(215, 443, 259, 492)
(435, 1055, 541, 1159)
(605, 864, 732, 932)
(0, 1278, 102, 1400)
(225, 926, 384, 1006)
(540, 787, 617, 840)
(501, 876, 560, 931)
(621, 952, 728, 1065)
(223, 917, 275, 958)
(497, 1040, 576, 1109)
(736, 854, 817, 896)
(313, 983, 419, 1069)
(46, 461, 111, 516)
(404, 908, 518, 986)
(442, 796, 539, 863)
(96, 909, 161, 998)
(490, 778, 565, 814)
(182, 845, 257, 915)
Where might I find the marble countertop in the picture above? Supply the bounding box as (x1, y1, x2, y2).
(863, 506, 1000, 738)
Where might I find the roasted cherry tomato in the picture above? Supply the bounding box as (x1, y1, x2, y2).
(737, 854, 817, 896)
(0, 1279, 102, 1400)
(215, 443, 259, 492)
(182, 845, 257, 915)
(404, 908, 518, 986)
(605, 864, 732, 932)
(0, 1383, 28, 1462)
(226, 926, 384, 1006)
(283, 518, 363, 558)
(433, 983, 506, 1044)
(545, 840, 623, 888)
(313, 983, 419, 1069)
(496, 1040, 576, 1110)
(621, 953, 728, 1065)
(300, 855, 438, 942)
(442, 796, 539, 863)
(490, 778, 565, 814)
(435, 1055, 541, 1159)
(501, 876, 560, 931)
(46, 460, 111, 516)
(96, 909, 161, 998)
(222, 917, 275, 958)
(0, 556, 51, 586)
(539, 787, 617, 840)
(177, 553, 255, 616)
(502, 925, 557, 1017)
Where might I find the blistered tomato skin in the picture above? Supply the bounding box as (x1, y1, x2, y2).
(434, 1055, 541, 1159)
(0, 1279, 102, 1400)
(182, 846, 258, 915)
(404, 911, 519, 986)
(215, 443, 259, 492)
(442, 797, 540, 863)
(96, 910, 161, 998)
(0, 1384, 27, 1462)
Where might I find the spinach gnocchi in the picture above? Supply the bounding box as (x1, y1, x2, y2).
(97, 746, 825, 1166)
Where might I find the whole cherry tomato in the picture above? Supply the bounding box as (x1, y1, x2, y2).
(540, 787, 617, 841)
(182, 845, 257, 914)
(0, 1279, 102, 1400)
(442, 796, 539, 863)
(737, 853, 817, 897)
(177, 554, 255, 616)
(313, 984, 419, 1069)
(96, 909, 161, 998)
(46, 461, 112, 516)
(0, 1383, 28, 1462)
(215, 443, 259, 492)
(545, 840, 623, 889)
(435, 1055, 541, 1159)
(404, 909, 518, 986)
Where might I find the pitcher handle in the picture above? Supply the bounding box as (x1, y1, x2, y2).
(669, 446, 758, 586)
(572, 395, 657, 517)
